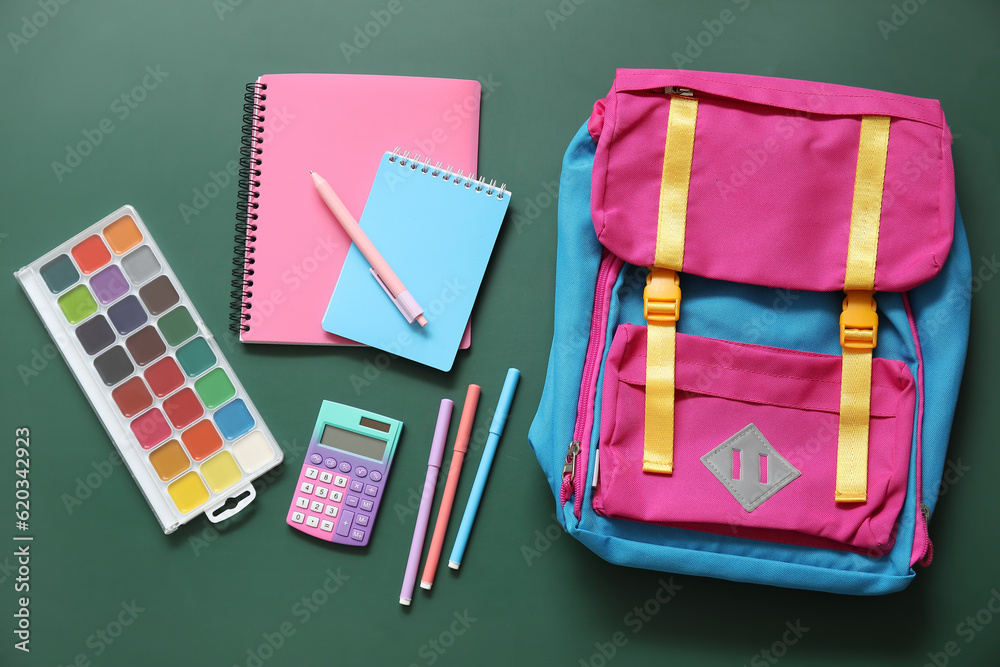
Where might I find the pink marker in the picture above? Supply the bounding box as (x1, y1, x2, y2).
(310, 170, 427, 327)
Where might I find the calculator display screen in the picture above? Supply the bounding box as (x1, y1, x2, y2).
(319, 424, 386, 461)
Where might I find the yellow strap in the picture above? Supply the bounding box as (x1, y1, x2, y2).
(845, 115, 891, 290)
(644, 95, 698, 474)
(837, 348, 874, 502)
(837, 115, 890, 502)
(644, 269, 680, 473)
(654, 96, 699, 270)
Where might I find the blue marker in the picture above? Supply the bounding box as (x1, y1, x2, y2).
(448, 368, 520, 570)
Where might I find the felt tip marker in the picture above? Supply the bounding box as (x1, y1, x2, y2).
(400, 399, 452, 605)
(448, 369, 520, 570)
(420, 385, 480, 590)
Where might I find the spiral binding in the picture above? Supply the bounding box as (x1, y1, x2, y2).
(230, 81, 267, 333)
(387, 149, 508, 200)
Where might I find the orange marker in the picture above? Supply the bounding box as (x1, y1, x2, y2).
(420, 384, 481, 590)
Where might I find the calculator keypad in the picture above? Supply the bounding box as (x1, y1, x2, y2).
(287, 450, 386, 546)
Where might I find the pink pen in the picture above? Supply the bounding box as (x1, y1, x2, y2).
(310, 170, 428, 327)
(399, 398, 453, 605)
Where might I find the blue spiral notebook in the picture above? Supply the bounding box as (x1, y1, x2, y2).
(321, 152, 510, 371)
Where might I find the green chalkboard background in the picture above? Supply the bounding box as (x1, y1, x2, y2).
(1, 1, 998, 665)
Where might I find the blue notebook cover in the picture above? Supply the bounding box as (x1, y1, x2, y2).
(322, 152, 510, 371)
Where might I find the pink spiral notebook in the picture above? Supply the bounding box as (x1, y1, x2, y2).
(231, 73, 481, 345)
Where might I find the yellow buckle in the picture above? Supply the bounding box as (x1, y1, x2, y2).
(644, 268, 681, 323)
(840, 290, 878, 349)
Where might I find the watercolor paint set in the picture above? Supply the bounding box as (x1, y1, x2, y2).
(15, 205, 282, 533)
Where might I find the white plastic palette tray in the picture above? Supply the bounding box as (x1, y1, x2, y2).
(15, 205, 283, 533)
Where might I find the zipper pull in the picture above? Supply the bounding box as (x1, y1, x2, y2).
(665, 86, 694, 97)
(563, 440, 581, 476)
(917, 502, 934, 566)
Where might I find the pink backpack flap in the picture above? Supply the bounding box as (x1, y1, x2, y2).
(589, 69, 955, 292)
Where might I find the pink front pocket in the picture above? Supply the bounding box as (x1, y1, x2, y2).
(592, 325, 916, 556)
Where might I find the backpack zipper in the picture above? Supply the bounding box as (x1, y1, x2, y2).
(917, 502, 934, 566)
(664, 86, 695, 97)
(562, 441, 580, 478)
(560, 251, 621, 516)
(902, 292, 934, 567)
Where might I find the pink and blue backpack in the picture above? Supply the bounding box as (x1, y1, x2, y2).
(530, 70, 970, 595)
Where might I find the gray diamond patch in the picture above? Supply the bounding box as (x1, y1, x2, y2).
(701, 424, 800, 512)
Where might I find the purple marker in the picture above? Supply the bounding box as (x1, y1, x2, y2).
(399, 398, 453, 606)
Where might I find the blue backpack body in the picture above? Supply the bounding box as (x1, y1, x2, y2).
(529, 122, 971, 595)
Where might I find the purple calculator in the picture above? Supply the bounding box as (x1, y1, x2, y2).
(286, 401, 402, 546)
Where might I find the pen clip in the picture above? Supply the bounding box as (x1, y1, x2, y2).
(370, 268, 422, 324)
